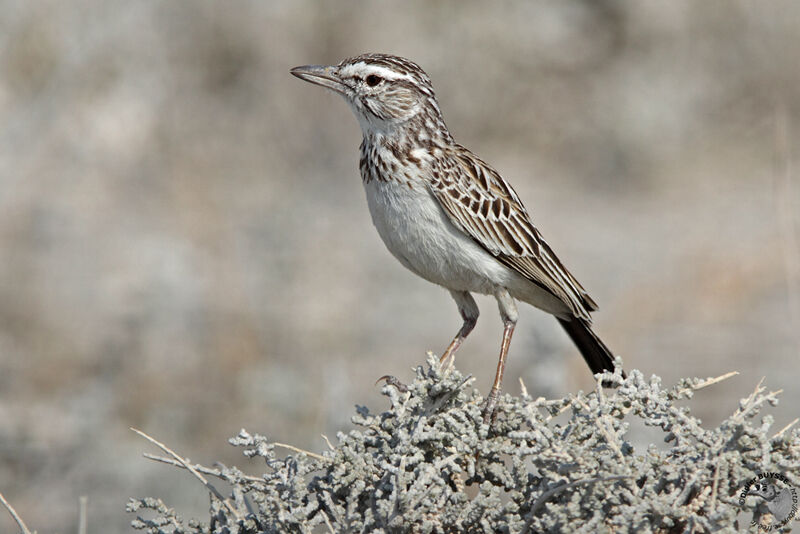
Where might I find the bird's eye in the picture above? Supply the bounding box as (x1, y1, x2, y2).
(365, 74, 382, 87)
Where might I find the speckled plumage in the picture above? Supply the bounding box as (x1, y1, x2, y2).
(291, 53, 621, 420)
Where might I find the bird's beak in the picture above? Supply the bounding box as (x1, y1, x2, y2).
(290, 64, 347, 95)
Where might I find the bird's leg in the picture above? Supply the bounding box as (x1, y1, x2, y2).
(482, 321, 515, 423)
(483, 289, 518, 423)
(439, 291, 479, 365)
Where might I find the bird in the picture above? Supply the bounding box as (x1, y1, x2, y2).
(748, 482, 795, 525)
(290, 53, 622, 422)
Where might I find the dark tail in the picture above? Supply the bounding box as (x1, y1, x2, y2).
(556, 317, 623, 379)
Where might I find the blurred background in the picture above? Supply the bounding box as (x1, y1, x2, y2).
(1, 0, 798, 531)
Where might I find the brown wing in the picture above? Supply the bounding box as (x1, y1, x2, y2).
(428, 145, 597, 320)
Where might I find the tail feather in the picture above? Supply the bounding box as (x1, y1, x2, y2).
(556, 317, 623, 379)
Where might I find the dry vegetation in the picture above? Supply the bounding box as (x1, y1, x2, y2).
(124, 358, 799, 533)
(1, 1, 799, 532)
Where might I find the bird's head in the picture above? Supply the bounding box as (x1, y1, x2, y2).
(291, 53, 447, 138)
(748, 483, 778, 501)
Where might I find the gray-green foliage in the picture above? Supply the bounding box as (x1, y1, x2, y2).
(129, 356, 799, 533)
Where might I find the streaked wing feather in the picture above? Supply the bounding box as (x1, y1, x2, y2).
(430, 146, 597, 319)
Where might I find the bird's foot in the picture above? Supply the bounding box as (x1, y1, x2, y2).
(482, 389, 500, 425)
(375, 375, 408, 393)
(438, 340, 461, 369)
(438, 351, 455, 371)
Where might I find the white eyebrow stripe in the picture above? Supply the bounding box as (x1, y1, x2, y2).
(339, 63, 410, 82)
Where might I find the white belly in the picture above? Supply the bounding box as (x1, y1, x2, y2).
(362, 178, 573, 317)
(363, 178, 512, 294)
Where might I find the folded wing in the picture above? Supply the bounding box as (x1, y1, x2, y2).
(428, 145, 597, 321)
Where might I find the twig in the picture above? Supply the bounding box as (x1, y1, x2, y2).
(771, 417, 799, 440)
(131, 428, 243, 521)
(273, 442, 328, 462)
(575, 396, 624, 462)
(596, 375, 606, 405)
(241, 494, 263, 531)
(672, 471, 701, 510)
(731, 382, 785, 426)
(676, 371, 739, 396)
(0, 492, 33, 534)
(692, 371, 739, 391)
(599, 415, 625, 462)
(143, 453, 264, 483)
(321, 434, 336, 451)
(322, 511, 336, 534)
(523, 475, 631, 533)
(731, 378, 767, 422)
(518, 377, 528, 398)
(544, 401, 571, 423)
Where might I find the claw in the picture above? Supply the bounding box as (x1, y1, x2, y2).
(482, 391, 500, 425)
(375, 375, 409, 393)
(481, 403, 494, 425)
(439, 351, 455, 371)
